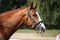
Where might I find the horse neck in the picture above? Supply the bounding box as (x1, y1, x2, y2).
(1, 8, 27, 39)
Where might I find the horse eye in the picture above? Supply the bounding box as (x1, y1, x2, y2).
(33, 14, 37, 16)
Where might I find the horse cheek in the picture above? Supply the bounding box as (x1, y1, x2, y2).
(27, 18, 33, 26)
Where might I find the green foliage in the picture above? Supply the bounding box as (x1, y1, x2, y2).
(0, 0, 28, 12)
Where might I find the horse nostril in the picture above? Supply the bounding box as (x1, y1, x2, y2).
(42, 27, 43, 30)
(41, 27, 45, 32)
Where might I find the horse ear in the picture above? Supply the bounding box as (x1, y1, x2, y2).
(29, 2, 34, 9)
(34, 3, 37, 9)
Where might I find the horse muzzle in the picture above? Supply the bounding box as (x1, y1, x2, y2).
(34, 21, 46, 34)
(36, 27, 46, 34)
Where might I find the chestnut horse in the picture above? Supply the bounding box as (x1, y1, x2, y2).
(0, 2, 46, 40)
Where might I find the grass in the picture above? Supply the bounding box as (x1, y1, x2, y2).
(42, 30, 60, 37)
(16, 29, 60, 37)
(17, 29, 36, 33)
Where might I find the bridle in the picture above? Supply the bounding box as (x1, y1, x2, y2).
(26, 9, 36, 24)
(26, 9, 43, 30)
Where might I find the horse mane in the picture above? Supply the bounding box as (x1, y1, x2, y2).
(0, 8, 25, 16)
(0, 7, 26, 22)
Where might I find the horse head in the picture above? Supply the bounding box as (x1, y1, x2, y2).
(24, 2, 46, 33)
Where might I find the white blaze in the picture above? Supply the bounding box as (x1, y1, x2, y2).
(36, 11, 42, 21)
(36, 11, 46, 29)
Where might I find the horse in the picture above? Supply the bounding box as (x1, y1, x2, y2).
(0, 2, 46, 40)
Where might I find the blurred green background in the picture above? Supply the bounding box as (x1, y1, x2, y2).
(0, 0, 60, 29)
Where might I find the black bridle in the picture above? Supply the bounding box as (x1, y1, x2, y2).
(26, 9, 43, 30)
